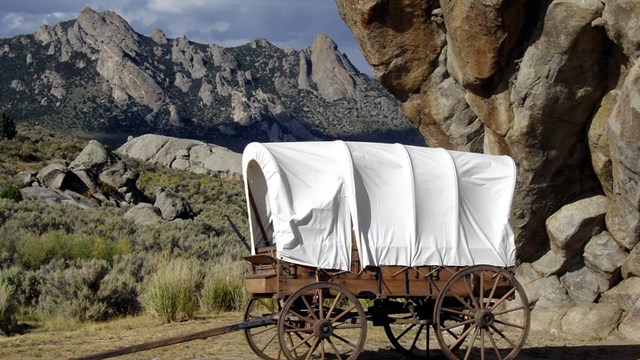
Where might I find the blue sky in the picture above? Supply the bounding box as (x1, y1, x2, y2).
(0, 0, 372, 75)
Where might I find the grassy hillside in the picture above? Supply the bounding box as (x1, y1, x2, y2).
(0, 124, 249, 331)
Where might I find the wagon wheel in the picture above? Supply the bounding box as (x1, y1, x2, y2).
(244, 297, 284, 360)
(381, 298, 439, 359)
(381, 298, 468, 359)
(434, 265, 530, 360)
(277, 282, 367, 360)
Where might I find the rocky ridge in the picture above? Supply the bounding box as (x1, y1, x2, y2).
(17, 140, 193, 225)
(337, 0, 640, 341)
(0, 7, 423, 150)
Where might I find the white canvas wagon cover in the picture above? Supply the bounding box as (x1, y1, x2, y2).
(242, 141, 517, 271)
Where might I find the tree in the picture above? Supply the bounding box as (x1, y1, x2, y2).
(0, 111, 17, 140)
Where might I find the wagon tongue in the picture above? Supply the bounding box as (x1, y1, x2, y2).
(75, 318, 276, 360)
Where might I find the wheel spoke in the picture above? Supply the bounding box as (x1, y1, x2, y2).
(410, 324, 424, 350)
(326, 337, 344, 360)
(488, 286, 516, 311)
(463, 276, 480, 310)
(330, 304, 357, 324)
(326, 292, 342, 319)
(490, 325, 518, 348)
(395, 323, 416, 341)
(285, 326, 313, 333)
(304, 336, 320, 360)
(486, 273, 500, 307)
(441, 307, 472, 317)
(318, 288, 324, 320)
(301, 295, 319, 321)
(333, 323, 363, 330)
(332, 332, 357, 348)
(480, 270, 485, 309)
(463, 326, 480, 360)
(486, 327, 503, 360)
(290, 332, 316, 352)
(289, 309, 315, 325)
(260, 332, 279, 352)
(257, 298, 276, 313)
(441, 318, 475, 332)
(492, 306, 525, 316)
(447, 323, 476, 351)
(452, 292, 476, 312)
(494, 319, 525, 330)
(480, 328, 485, 360)
(251, 326, 276, 336)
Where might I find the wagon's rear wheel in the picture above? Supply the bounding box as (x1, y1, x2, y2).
(277, 282, 367, 360)
(381, 298, 440, 359)
(244, 296, 283, 360)
(434, 265, 530, 360)
(381, 297, 468, 359)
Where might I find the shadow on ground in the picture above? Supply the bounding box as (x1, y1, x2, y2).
(357, 344, 640, 360)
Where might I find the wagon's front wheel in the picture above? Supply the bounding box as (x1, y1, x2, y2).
(434, 265, 530, 360)
(244, 296, 284, 360)
(277, 282, 367, 360)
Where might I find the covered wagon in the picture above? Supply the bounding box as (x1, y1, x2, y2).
(241, 141, 529, 360)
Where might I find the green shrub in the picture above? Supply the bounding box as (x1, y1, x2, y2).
(0, 185, 22, 202)
(200, 259, 247, 312)
(0, 272, 17, 335)
(15, 231, 132, 270)
(36, 259, 112, 321)
(141, 258, 203, 323)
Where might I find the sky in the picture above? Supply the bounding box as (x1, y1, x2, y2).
(0, 0, 373, 75)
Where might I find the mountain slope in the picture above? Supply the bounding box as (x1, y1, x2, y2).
(0, 7, 422, 151)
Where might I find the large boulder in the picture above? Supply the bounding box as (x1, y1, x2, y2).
(19, 187, 92, 209)
(600, 277, 640, 312)
(618, 299, 640, 341)
(584, 231, 627, 274)
(622, 243, 640, 278)
(36, 164, 68, 189)
(124, 203, 163, 225)
(69, 140, 142, 204)
(546, 196, 609, 259)
(154, 188, 193, 221)
(606, 59, 640, 251)
(560, 303, 623, 340)
(116, 134, 242, 179)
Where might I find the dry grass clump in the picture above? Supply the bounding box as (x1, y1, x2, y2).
(0, 272, 16, 335)
(200, 258, 248, 312)
(141, 258, 203, 323)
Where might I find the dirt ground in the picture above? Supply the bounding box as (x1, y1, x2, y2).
(0, 312, 638, 360)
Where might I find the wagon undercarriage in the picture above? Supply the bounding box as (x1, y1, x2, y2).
(243, 252, 530, 360)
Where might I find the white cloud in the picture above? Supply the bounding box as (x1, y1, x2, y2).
(147, 0, 231, 14)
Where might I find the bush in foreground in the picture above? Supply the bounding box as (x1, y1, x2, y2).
(0, 272, 17, 335)
(200, 259, 247, 312)
(142, 258, 203, 323)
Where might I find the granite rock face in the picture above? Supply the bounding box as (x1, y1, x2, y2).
(116, 134, 242, 179)
(337, 0, 640, 341)
(1, 8, 423, 151)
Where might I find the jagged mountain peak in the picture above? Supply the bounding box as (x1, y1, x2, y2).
(0, 9, 423, 151)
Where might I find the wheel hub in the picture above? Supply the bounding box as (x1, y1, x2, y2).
(475, 309, 495, 329)
(314, 319, 334, 339)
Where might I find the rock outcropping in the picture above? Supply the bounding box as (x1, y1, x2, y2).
(337, 0, 640, 341)
(116, 134, 242, 179)
(0, 7, 423, 150)
(17, 140, 193, 225)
